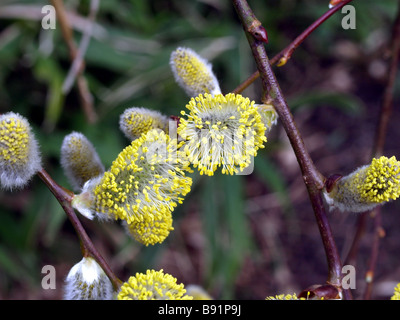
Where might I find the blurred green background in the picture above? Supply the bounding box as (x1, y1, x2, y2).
(1, 0, 400, 299)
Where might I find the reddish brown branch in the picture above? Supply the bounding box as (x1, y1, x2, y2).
(363, 209, 384, 300)
(51, 0, 98, 124)
(233, 0, 345, 295)
(37, 168, 122, 291)
(273, 0, 354, 67)
(344, 212, 368, 267)
(62, 0, 98, 96)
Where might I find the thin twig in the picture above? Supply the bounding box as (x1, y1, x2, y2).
(51, 0, 98, 123)
(272, 0, 354, 67)
(344, 212, 367, 267)
(363, 209, 384, 300)
(50, 1, 78, 60)
(62, 0, 98, 95)
(233, 0, 344, 294)
(232, 0, 354, 94)
(37, 168, 122, 291)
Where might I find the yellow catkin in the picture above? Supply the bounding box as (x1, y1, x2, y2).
(358, 156, 400, 203)
(119, 107, 169, 140)
(84, 129, 192, 224)
(124, 211, 174, 246)
(0, 117, 29, 164)
(0, 112, 41, 190)
(178, 93, 267, 176)
(325, 156, 400, 212)
(117, 269, 193, 300)
(391, 283, 400, 300)
(61, 132, 104, 191)
(170, 47, 221, 97)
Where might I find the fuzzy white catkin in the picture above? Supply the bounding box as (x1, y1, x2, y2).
(0, 112, 41, 190)
(60, 132, 105, 192)
(64, 257, 114, 300)
(324, 156, 400, 213)
(170, 47, 222, 97)
(119, 107, 169, 141)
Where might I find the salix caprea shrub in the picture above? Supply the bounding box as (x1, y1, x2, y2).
(2, 2, 400, 300)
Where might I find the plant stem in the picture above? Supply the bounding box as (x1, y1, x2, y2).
(273, 0, 354, 67)
(232, 0, 354, 94)
(363, 209, 384, 300)
(233, 0, 344, 291)
(51, 0, 97, 124)
(62, 0, 98, 96)
(37, 168, 122, 291)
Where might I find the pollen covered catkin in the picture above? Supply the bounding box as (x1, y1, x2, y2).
(178, 93, 267, 176)
(123, 210, 174, 246)
(117, 269, 192, 300)
(72, 129, 192, 227)
(324, 156, 400, 213)
(170, 47, 221, 97)
(119, 107, 169, 141)
(0, 112, 41, 190)
(60, 132, 105, 192)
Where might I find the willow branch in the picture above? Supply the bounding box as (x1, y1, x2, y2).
(37, 168, 122, 291)
(344, 212, 367, 267)
(62, 0, 98, 95)
(232, 0, 354, 94)
(51, 0, 98, 124)
(233, 0, 344, 291)
(363, 209, 385, 300)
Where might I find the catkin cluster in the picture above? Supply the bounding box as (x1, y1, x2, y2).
(6, 45, 400, 302)
(71, 47, 275, 248)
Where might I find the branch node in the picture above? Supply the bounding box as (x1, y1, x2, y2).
(249, 21, 268, 44)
